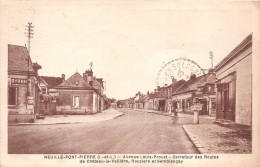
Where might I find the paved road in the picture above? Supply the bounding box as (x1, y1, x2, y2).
(8, 109, 200, 154)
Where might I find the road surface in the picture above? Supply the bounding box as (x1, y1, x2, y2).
(8, 109, 199, 154)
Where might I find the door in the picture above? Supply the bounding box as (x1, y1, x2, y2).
(200, 100, 208, 115)
(223, 90, 229, 119)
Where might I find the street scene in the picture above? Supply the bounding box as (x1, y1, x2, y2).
(3, 1, 257, 163)
(8, 108, 251, 154)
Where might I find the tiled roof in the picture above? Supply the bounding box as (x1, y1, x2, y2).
(214, 33, 252, 72)
(174, 75, 207, 94)
(55, 72, 92, 89)
(171, 80, 186, 92)
(136, 95, 148, 102)
(92, 77, 103, 90)
(8, 44, 35, 72)
(155, 87, 167, 98)
(41, 76, 64, 88)
(127, 98, 134, 104)
(96, 78, 103, 84)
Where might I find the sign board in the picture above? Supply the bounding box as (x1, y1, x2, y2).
(11, 78, 27, 85)
(191, 103, 203, 111)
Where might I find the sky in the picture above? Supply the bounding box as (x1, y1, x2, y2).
(2, 0, 255, 100)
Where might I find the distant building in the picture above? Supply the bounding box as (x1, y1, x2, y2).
(214, 34, 252, 125)
(171, 71, 216, 115)
(8, 44, 41, 123)
(164, 78, 186, 113)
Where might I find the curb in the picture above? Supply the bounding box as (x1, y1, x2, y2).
(9, 113, 124, 126)
(113, 113, 125, 119)
(134, 109, 174, 117)
(182, 125, 208, 154)
(134, 109, 214, 120)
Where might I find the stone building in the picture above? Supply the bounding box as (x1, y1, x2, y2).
(54, 68, 105, 114)
(8, 44, 41, 123)
(214, 34, 252, 125)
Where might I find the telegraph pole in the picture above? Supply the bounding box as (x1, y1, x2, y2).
(25, 22, 34, 56)
(25, 22, 34, 96)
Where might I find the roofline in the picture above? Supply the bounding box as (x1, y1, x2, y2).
(55, 87, 94, 90)
(172, 89, 195, 96)
(41, 76, 63, 78)
(214, 33, 252, 72)
(8, 70, 36, 76)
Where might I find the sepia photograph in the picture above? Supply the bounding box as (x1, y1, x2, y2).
(0, 0, 260, 167)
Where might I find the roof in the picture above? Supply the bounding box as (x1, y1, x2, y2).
(92, 77, 103, 90)
(214, 33, 252, 72)
(155, 87, 167, 98)
(127, 98, 134, 104)
(171, 80, 186, 92)
(136, 95, 149, 102)
(55, 72, 92, 89)
(41, 76, 64, 88)
(8, 44, 35, 72)
(96, 78, 103, 84)
(174, 75, 207, 95)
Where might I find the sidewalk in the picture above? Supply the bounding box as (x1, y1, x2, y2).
(183, 123, 252, 154)
(9, 108, 124, 126)
(133, 108, 251, 154)
(134, 108, 215, 120)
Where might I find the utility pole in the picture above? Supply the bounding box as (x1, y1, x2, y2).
(209, 51, 213, 69)
(25, 22, 34, 56)
(25, 22, 34, 96)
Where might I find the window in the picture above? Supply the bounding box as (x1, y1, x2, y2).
(42, 87, 47, 94)
(73, 96, 79, 108)
(8, 87, 17, 106)
(211, 102, 216, 110)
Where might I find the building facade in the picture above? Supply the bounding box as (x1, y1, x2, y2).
(54, 69, 105, 114)
(214, 34, 252, 125)
(171, 71, 216, 115)
(8, 44, 41, 123)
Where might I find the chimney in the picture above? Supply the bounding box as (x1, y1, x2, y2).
(190, 74, 196, 80)
(83, 69, 93, 82)
(208, 68, 214, 74)
(171, 76, 177, 85)
(62, 74, 65, 81)
(157, 86, 160, 91)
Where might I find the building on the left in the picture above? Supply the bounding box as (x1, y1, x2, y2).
(8, 44, 42, 123)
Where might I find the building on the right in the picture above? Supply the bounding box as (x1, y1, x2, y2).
(214, 33, 252, 125)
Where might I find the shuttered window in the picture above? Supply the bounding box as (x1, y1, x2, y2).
(8, 87, 17, 106)
(73, 96, 79, 108)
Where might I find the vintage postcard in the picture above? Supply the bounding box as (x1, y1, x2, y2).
(0, 0, 260, 167)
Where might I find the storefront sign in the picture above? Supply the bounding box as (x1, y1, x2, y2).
(11, 78, 27, 85)
(191, 103, 203, 111)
